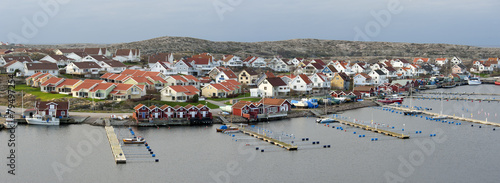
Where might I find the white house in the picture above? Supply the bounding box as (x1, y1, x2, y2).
(215, 70, 238, 83)
(351, 62, 367, 73)
(450, 56, 462, 65)
(268, 57, 290, 72)
(66, 52, 89, 62)
(65, 62, 103, 76)
(150, 62, 176, 76)
(99, 61, 127, 73)
(289, 74, 313, 94)
(1, 61, 25, 75)
(40, 55, 74, 67)
(222, 55, 242, 67)
(113, 49, 140, 62)
(353, 73, 372, 86)
(24, 63, 59, 76)
(257, 77, 289, 97)
(368, 69, 388, 85)
(174, 60, 197, 76)
(434, 58, 448, 67)
(309, 73, 330, 93)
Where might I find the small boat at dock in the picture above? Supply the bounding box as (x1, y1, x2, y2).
(404, 111, 422, 115)
(123, 136, 145, 144)
(3, 118, 17, 129)
(316, 118, 338, 123)
(468, 78, 481, 85)
(378, 95, 404, 104)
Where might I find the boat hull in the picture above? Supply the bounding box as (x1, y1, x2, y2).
(468, 80, 481, 85)
(378, 99, 403, 104)
(26, 118, 60, 125)
(495, 81, 500, 85)
(123, 139, 145, 144)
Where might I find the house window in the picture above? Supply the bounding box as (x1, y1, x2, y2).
(61, 111, 65, 116)
(264, 87, 267, 90)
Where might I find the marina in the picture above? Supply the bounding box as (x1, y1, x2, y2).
(332, 115, 410, 139)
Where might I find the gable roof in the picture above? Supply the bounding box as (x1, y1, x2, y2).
(72, 61, 102, 69)
(36, 101, 69, 111)
(266, 77, 287, 87)
(221, 70, 237, 79)
(25, 63, 59, 70)
(242, 68, 258, 75)
(40, 77, 64, 87)
(182, 75, 200, 82)
(326, 65, 338, 72)
(56, 78, 81, 87)
(298, 74, 312, 84)
(258, 98, 287, 106)
(374, 69, 386, 75)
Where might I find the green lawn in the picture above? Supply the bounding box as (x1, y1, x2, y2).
(210, 93, 252, 101)
(15, 84, 104, 102)
(60, 74, 75, 79)
(15, 84, 69, 101)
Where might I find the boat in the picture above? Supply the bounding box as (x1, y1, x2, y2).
(404, 111, 422, 115)
(377, 95, 404, 104)
(495, 80, 500, 85)
(441, 82, 456, 88)
(26, 115, 60, 125)
(316, 118, 338, 123)
(291, 99, 308, 108)
(216, 125, 229, 132)
(468, 77, 481, 85)
(123, 136, 146, 144)
(223, 127, 240, 133)
(3, 118, 17, 129)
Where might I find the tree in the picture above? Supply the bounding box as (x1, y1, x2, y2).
(191, 94, 199, 103)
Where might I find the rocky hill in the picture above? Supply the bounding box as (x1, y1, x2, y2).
(21, 36, 500, 59)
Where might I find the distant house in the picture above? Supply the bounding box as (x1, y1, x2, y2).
(222, 55, 242, 67)
(55, 78, 83, 94)
(1, 61, 24, 74)
(413, 58, 430, 65)
(353, 86, 375, 96)
(40, 55, 74, 67)
(160, 85, 200, 102)
(215, 69, 238, 83)
(174, 60, 197, 76)
(98, 61, 127, 73)
(309, 73, 330, 93)
(331, 72, 351, 90)
(150, 62, 176, 76)
(40, 77, 65, 93)
(353, 73, 372, 86)
(148, 53, 174, 68)
(24, 62, 59, 76)
(321, 65, 339, 78)
(187, 55, 215, 76)
(71, 79, 106, 98)
(66, 52, 89, 62)
(65, 62, 103, 76)
(435, 58, 448, 67)
(238, 68, 259, 86)
(208, 67, 232, 80)
(113, 49, 140, 62)
(1, 55, 33, 65)
(351, 62, 367, 73)
(289, 74, 313, 94)
(201, 83, 231, 98)
(54, 48, 84, 56)
(369, 69, 388, 85)
(83, 48, 108, 56)
(450, 56, 462, 65)
(268, 57, 290, 72)
(110, 83, 145, 101)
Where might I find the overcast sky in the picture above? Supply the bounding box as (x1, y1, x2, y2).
(1, 0, 499, 46)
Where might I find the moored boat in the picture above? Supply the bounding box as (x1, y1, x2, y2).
(26, 115, 60, 125)
(495, 80, 500, 85)
(316, 118, 338, 123)
(123, 136, 146, 144)
(468, 78, 482, 85)
(216, 125, 229, 132)
(404, 111, 422, 115)
(3, 118, 17, 129)
(377, 95, 404, 104)
(223, 127, 240, 133)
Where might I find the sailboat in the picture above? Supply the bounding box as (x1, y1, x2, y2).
(404, 82, 422, 115)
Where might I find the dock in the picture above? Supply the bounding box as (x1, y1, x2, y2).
(334, 118, 410, 139)
(410, 96, 500, 102)
(105, 126, 126, 164)
(380, 104, 500, 127)
(420, 92, 500, 96)
(219, 116, 298, 150)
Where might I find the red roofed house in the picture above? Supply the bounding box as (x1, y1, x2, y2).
(133, 104, 150, 120)
(33, 101, 69, 118)
(24, 62, 59, 77)
(413, 58, 430, 65)
(160, 85, 200, 102)
(123, 76, 154, 89)
(88, 83, 116, 100)
(55, 78, 83, 94)
(110, 83, 145, 101)
(40, 77, 65, 93)
(258, 98, 291, 119)
(232, 101, 260, 120)
(71, 79, 106, 98)
(201, 83, 231, 98)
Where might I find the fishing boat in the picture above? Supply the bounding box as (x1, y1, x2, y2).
(123, 136, 146, 144)
(316, 118, 338, 123)
(26, 115, 60, 125)
(468, 77, 482, 85)
(377, 95, 404, 104)
(3, 118, 17, 129)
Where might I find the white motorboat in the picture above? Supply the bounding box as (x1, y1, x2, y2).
(26, 115, 60, 125)
(468, 78, 481, 85)
(316, 118, 338, 123)
(3, 118, 17, 129)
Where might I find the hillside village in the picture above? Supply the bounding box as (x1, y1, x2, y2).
(1, 47, 499, 104)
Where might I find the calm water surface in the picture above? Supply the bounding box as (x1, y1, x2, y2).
(1, 85, 499, 183)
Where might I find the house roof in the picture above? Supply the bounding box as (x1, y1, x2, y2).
(210, 83, 230, 92)
(265, 71, 275, 78)
(3, 55, 33, 62)
(413, 58, 430, 63)
(36, 101, 69, 111)
(170, 75, 188, 82)
(26, 72, 44, 80)
(243, 68, 258, 75)
(58, 48, 84, 54)
(223, 55, 234, 62)
(147, 75, 167, 83)
(73, 61, 102, 69)
(88, 55, 111, 62)
(182, 75, 200, 82)
(71, 52, 89, 58)
(116, 49, 139, 56)
(83, 48, 106, 55)
(298, 74, 312, 84)
(159, 104, 171, 110)
(112, 83, 134, 91)
(169, 85, 200, 95)
(258, 98, 287, 106)
(43, 55, 71, 61)
(56, 78, 81, 88)
(25, 63, 58, 70)
(385, 67, 396, 72)
(326, 65, 338, 73)
(221, 70, 237, 79)
(89, 83, 115, 92)
(128, 76, 154, 85)
(374, 69, 386, 75)
(134, 104, 146, 110)
(266, 77, 287, 87)
(2, 60, 21, 68)
(196, 104, 207, 109)
(149, 53, 172, 63)
(336, 72, 350, 81)
(40, 77, 64, 87)
(356, 73, 372, 80)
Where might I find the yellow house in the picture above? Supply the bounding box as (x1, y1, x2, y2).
(110, 83, 145, 101)
(331, 72, 351, 90)
(201, 83, 230, 98)
(123, 76, 154, 89)
(238, 68, 259, 86)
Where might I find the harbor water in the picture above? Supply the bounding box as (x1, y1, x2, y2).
(1, 85, 499, 182)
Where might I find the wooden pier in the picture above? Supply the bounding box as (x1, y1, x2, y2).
(334, 118, 410, 139)
(380, 104, 500, 127)
(105, 126, 126, 164)
(219, 116, 298, 150)
(239, 127, 298, 150)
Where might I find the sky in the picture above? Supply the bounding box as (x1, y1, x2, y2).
(1, 0, 499, 47)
